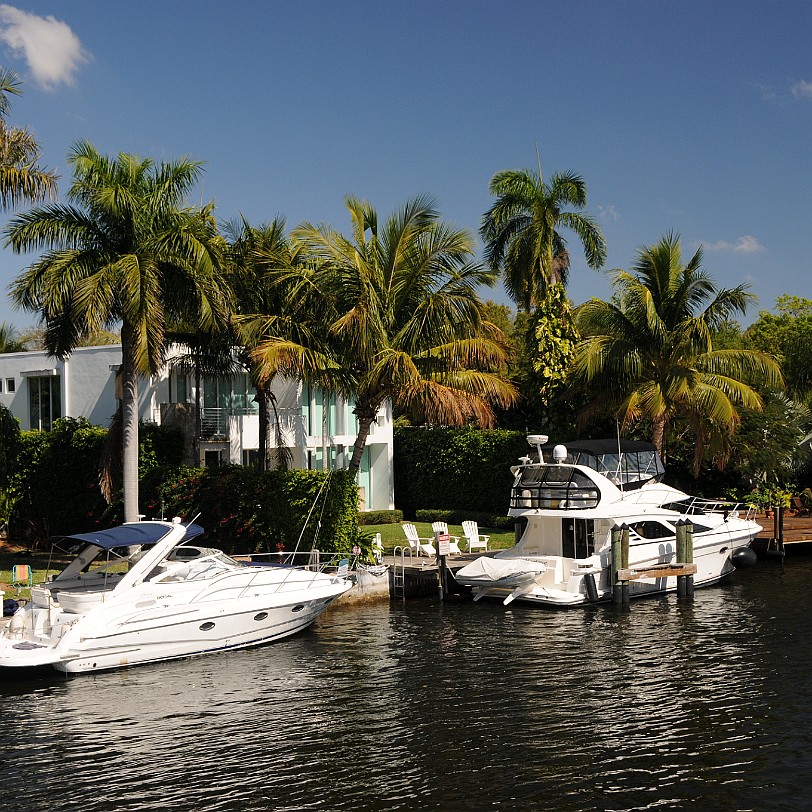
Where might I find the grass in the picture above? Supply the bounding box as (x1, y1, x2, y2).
(358, 521, 517, 553)
(0, 543, 69, 603)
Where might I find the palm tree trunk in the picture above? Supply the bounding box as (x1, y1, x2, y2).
(257, 380, 272, 471)
(349, 405, 377, 474)
(193, 354, 202, 466)
(651, 414, 667, 463)
(120, 329, 140, 523)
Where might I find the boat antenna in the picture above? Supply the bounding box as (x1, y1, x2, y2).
(616, 420, 624, 491)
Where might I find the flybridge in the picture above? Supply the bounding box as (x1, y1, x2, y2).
(535, 438, 665, 490)
(509, 436, 666, 512)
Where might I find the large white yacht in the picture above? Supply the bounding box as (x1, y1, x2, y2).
(0, 518, 352, 673)
(453, 435, 760, 607)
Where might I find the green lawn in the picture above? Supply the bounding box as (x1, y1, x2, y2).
(0, 545, 68, 602)
(358, 521, 517, 553)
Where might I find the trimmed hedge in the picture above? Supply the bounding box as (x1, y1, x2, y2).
(414, 508, 515, 530)
(394, 426, 527, 518)
(359, 509, 403, 525)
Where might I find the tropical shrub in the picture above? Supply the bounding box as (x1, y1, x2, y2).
(145, 465, 358, 555)
(10, 418, 113, 543)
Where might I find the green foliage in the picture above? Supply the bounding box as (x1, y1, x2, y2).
(0, 403, 21, 490)
(358, 509, 403, 525)
(527, 284, 579, 404)
(481, 164, 607, 310)
(10, 418, 114, 543)
(281, 195, 516, 472)
(573, 233, 781, 474)
(394, 426, 527, 517)
(143, 465, 358, 556)
(139, 422, 186, 478)
(745, 296, 812, 399)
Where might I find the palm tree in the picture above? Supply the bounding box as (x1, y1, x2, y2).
(480, 163, 606, 310)
(225, 216, 315, 471)
(0, 321, 27, 353)
(257, 195, 518, 473)
(0, 68, 57, 208)
(571, 233, 782, 473)
(5, 141, 231, 521)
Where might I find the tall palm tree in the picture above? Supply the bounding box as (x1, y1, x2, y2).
(0, 68, 57, 208)
(571, 233, 782, 472)
(224, 215, 304, 471)
(480, 163, 606, 310)
(258, 195, 518, 473)
(5, 141, 231, 521)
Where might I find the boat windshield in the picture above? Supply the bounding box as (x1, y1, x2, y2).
(511, 465, 600, 510)
(541, 441, 664, 489)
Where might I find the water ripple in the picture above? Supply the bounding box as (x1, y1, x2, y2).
(2, 562, 812, 810)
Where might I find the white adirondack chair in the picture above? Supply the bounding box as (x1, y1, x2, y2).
(462, 520, 490, 553)
(402, 523, 436, 557)
(371, 532, 384, 563)
(430, 521, 462, 555)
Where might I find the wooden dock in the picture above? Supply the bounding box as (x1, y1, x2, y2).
(753, 513, 812, 555)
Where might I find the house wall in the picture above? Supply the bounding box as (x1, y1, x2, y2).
(0, 344, 395, 511)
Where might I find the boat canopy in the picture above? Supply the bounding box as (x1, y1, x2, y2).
(55, 522, 205, 551)
(540, 439, 664, 489)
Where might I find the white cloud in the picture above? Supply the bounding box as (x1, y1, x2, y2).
(598, 204, 619, 221)
(702, 235, 765, 254)
(0, 5, 89, 90)
(792, 80, 812, 100)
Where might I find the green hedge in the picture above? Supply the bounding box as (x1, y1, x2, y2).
(142, 465, 358, 555)
(7, 417, 358, 555)
(10, 418, 113, 542)
(359, 509, 403, 525)
(414, 508, 515, 530)
(394, 426, 527, 518)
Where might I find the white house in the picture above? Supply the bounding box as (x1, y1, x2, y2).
(0, 344, 395, 511)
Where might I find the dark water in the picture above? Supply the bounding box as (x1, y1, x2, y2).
(1, 558, 811, 812)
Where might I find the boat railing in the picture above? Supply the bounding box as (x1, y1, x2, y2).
(238, 550, 350, 579)
(679, 497, 757, 521)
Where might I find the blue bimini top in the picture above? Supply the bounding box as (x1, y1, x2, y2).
(58, 522, 205, 550)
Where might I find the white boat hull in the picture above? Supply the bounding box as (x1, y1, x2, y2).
(0, 520, 352, 673)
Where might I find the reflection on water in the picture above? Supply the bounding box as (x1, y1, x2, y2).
(2, 560, 811, 811)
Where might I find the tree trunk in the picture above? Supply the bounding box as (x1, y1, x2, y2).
(349, 404, 378, 476)
(651, 414, 667, 463)
(120, 331, 140, 523)
(193, 355, 202, 467)
(257, 380, 272, 471)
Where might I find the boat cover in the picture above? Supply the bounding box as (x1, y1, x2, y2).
(55, 522, 205, 550)
(456, 556, 547, 582)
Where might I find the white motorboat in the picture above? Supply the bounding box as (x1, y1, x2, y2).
(0, 518, 352, 673)
(454, 435, 760, 607)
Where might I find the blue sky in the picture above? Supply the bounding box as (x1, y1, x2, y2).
(0, 0, 809, 330)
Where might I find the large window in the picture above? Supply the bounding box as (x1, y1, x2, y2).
(29, 375, 61, 431)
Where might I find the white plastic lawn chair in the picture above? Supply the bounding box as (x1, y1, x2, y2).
(402, 523, 436, 557)
(430, 521, 462, 555)
(462, 520, 490, 553)
(372, 532, 384, 563)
